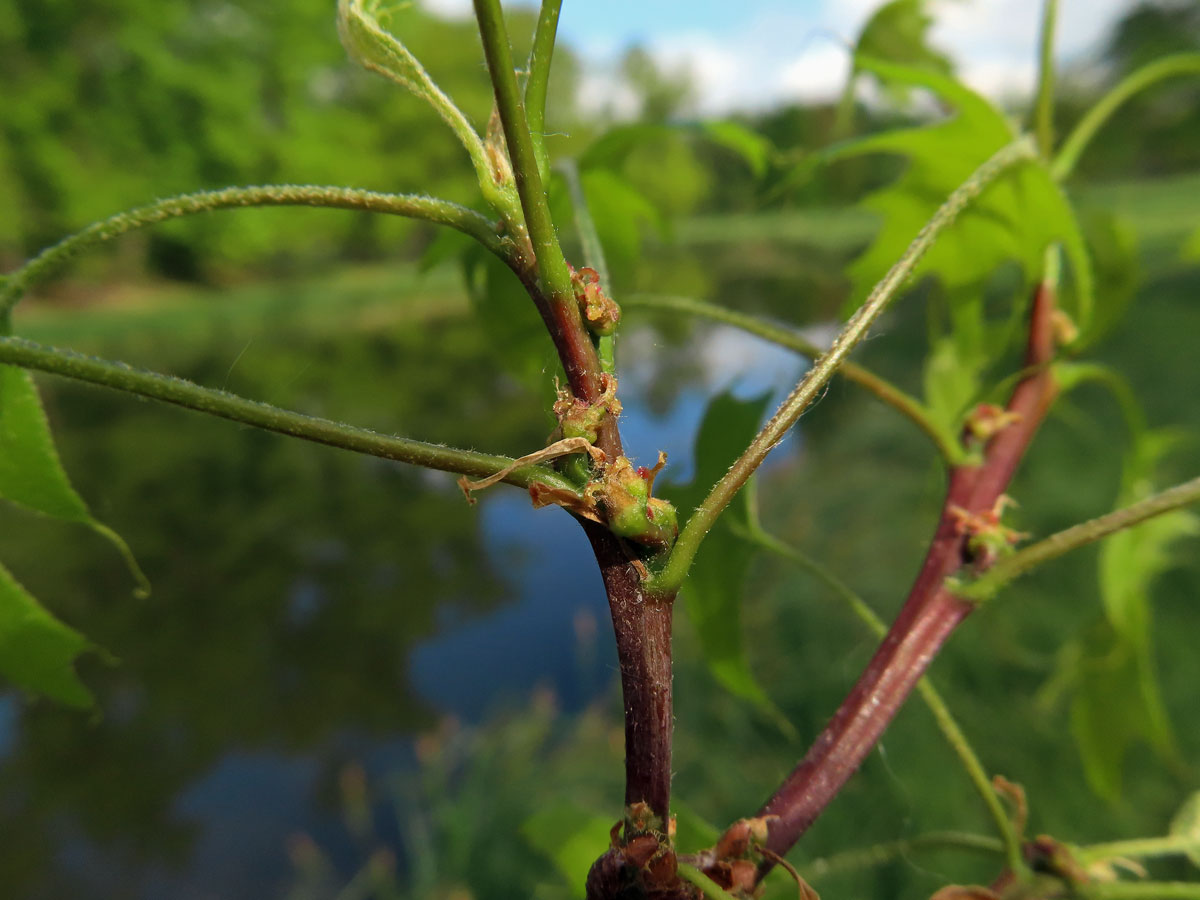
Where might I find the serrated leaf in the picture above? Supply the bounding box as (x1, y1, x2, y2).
(522, 800, 614, 894)
(0, 560, 93, 708)
(831, 58, 1095, 432)
(664, 391, 776, 715)
(1169, 792, 1200, 868)
(0, 363, 147, 595)
(0, 364, 91, 520)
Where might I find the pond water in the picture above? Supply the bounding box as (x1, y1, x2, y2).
(0, 292, 805, 899)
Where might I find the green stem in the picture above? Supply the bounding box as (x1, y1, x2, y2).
(956, 474, 1200, 602)
(1033, 0, 1060, 159)
(1080, 883, 1200, 900)
(676, 862, 739, 900)
(648, 136, 1037, 595)
(560, 158, 616, 374)
(524, 0, 563, 181)
(1052, 53, 1200, 180)
(1079, 835, 1200, 866)
(798, 831, 1004, 879)
(743, 525, 1023, 874)
(473, 0, 575, 310)
(624, 293, 958, 462)
(0, 186, 505, 313)
(473, 0, 605, 407)
(0, 336, 580, 497)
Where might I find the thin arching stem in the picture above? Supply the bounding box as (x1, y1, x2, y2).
(0, 336, 581, 496)
(1052, 53, 1200, 180)
(799, 832, 1004, 879)
(649, 136, 1037, 596)
(1080, 883, 1200, 900)
(744, 526, 1023, 873)
(624, 293, 958, 461)
(0, 185, 506, 313)
(955, 474, 1200, 602)
(1078, 835, 1200, 866)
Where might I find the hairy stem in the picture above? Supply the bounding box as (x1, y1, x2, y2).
(524, 0, 563, 180)
(1080, 884, 1200, 900)
(624, 293, 958, 461)
(799, 831, 1004, 879)
(751, 267, 1059, 876)
(651, 136, 1037, 595)
(957, 474, 1200, 602)
(1052, 53, 1200, 180)
(0, 336, 580, 496)
(0, 186, 505, 313)
(1078, 835, 1200, 865)
(1033, 0, 1059, 159)
(676, 862, 738, 900)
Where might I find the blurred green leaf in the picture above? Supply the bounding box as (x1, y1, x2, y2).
(580, 123, 677, 172)
(1069, 430, 1197, 800)
(831, 57, 1094, 433)
(853, 0, 953, 80)
(522, 799, 613, 895)
(0, 560, 93, 708)
(1182, 226, 1200, 262)
(700, 121, 775, 178)
(460, 245, 560, 392)
(579, 168, 664, 291)
(1075, 210, 1140, 347)
(664, 391, 779, 717)
(1169, 791, 1200, 868)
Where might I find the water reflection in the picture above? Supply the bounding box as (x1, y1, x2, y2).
(0, 308, 806, 898)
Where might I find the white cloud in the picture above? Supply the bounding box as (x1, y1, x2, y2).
(777, 43, 853, 104)
(421, 1, 1138, 116)
(419, 0, 474, 19)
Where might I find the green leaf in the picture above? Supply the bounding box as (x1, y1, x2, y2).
(831, 58, 1094, 430)
(0, 560, 94, 708)
(700, 121, 775, 178)
(0, 364, 92, 520)
(0, 364, 147, 595)
(1182, 226, 1200, 263)
(1169, 791, 1200, 868)
(579, 168, 664, 291)
(522, 800, 614, 894)
(664, 391, 780, 718)
(1070, 430, 1196, 800)
(1074, 210, 1140, 347)
(853, 0, 954, 81)
(460, 246, 561, 392)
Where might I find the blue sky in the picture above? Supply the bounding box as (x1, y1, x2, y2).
(426, 1, 1138, 113)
